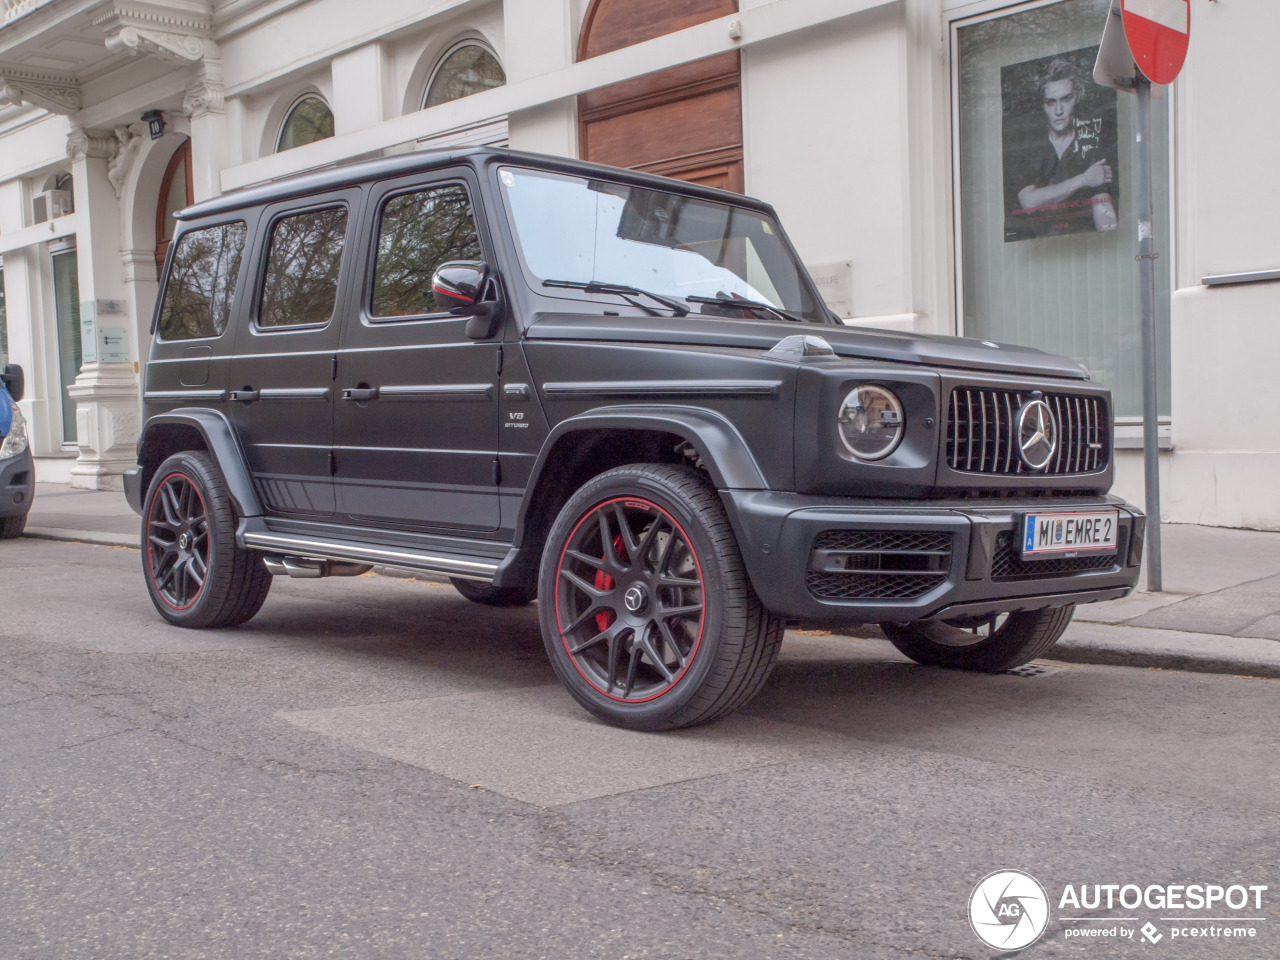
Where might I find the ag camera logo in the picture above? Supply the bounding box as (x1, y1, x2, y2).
(969, 870, 1050, 951)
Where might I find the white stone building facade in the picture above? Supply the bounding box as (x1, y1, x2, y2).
(0, 0, 1274, 527)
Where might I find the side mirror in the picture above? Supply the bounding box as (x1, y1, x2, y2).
(1, 364, 23, 403)
(431, 260, 504, 339)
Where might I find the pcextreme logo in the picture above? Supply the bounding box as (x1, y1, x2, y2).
(968, 872, 1269, 951)
(968, 870, 1050, 951)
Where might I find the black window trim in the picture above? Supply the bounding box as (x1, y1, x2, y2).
(362, 172, 489, 327)
(153, 216, 250, 342)
(252, 197, 353, 334)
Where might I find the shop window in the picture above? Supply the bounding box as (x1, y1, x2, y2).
(258, 206, 348, 327)
(276, 95, 335, 152)
(52, 248, 81, 443)
(157, 221, 248, 341)
(954, 0, 1171, 417)
(424, 43, 505, 109)
(370, 184, 481, 318)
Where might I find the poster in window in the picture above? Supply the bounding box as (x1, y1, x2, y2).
(1002, 45, 1119, 242)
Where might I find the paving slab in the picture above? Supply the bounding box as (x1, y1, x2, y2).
(1055, 620, 1280, 678)
(1127, 573, 1280, 636)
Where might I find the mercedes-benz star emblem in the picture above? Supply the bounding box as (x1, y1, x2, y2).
(624, 584, 647, 613)
(1016, 399, 1058, 471)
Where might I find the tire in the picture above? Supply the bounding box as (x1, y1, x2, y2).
(141, 451, 272, 628)
(449, 577, 537, 607)
(880, 604, 1075, 672)
(0, 512, 26, 539)
(538, 464, 784, 731)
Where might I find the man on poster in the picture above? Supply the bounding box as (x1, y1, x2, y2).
(1004, 55, 1118, 239)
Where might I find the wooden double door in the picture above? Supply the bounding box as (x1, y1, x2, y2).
(577, 0, 743, 193)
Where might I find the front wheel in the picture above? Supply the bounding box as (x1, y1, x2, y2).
(142, 451, 272, 628)
(880, 605, 1074, 672)
(538, 464, 783, 731)
(0, 512, 26, 539)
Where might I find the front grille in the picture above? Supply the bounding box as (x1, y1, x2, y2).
(990, 532, 1119, 581)
(807, 530, 952, 601)
(946, 388, 1110, 476)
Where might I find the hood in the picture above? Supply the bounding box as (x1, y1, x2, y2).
(523, 314, 1090, 380)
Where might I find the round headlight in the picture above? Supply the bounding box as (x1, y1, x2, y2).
(837, 385, 903, 461)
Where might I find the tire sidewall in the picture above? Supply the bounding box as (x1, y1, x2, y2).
(538, 467, 732, 727)
(141, 452, 229, 627)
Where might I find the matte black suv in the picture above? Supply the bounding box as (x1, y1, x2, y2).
(125, 147, 1143, 729)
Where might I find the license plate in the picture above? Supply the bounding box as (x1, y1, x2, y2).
(1021, 511, 1119, 559)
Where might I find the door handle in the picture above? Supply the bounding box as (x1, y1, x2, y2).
(230, 388, 260, 403)
(341, 387, 379, 401)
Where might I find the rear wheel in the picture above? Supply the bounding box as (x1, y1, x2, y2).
(449, 577, 537, 607)
(142, 451, 271, 628)
(880, 605, 1074, 672)
(538, 464, 783, 730)
(0, 512, 26, 539)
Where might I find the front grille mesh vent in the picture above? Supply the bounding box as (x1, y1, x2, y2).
(947, 388, 1110, 476)
(806, 530, 952, 601)
(990, 532, 1119, 581)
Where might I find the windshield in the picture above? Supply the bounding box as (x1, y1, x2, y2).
(497, 166, 828, 322)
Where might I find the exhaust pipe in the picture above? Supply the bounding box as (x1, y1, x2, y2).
(262, 555, 373, 579)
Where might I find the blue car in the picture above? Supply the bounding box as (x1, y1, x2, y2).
(0, 364, 33, 539)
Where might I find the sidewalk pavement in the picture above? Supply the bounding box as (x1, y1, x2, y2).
(16, 481, 1280, 679)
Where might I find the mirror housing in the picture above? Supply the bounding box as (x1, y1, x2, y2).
(431, 260, 504, 339)
(1, 364, 24, 403)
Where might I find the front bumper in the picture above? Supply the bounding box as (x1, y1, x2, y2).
(721, 490, 1144, 623)
(0, 448, 34, 519)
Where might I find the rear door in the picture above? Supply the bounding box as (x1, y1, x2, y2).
(333, 169, 502, 532)
(227, 189, 360, 517)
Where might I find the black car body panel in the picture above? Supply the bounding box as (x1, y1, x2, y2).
(131, 146, 1140, 624)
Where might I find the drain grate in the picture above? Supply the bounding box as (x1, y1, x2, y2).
(1004, 661, 1065, 678)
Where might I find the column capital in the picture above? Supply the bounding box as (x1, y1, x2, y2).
(183, 58, 224, 119)
(66, 123, 116, 162)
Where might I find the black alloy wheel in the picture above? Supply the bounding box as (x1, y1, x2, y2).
(146, 472, 210, 610)
(553, 495, 705, 702)
(141, 451, 272, 628)
(880, 604, 1075, 672)
(538, 464, 784, 730)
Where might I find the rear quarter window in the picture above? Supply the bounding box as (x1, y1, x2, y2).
(156, 221, 248, 341)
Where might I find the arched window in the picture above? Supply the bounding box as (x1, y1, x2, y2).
(155, 140, 192, 271)
(424, 42, 505, 109)
(276, 95, 335, 152)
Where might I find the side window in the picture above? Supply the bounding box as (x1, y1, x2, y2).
(156, 221, 247, 341)
(370, 184, 481, 319)
(258, 205, 348, 327)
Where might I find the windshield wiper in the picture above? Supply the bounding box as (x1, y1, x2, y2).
(686, 295, 802, 323)
(543, 279, 689, 317)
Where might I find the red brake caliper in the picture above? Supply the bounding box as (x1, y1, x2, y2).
(593, 534, 627, 632)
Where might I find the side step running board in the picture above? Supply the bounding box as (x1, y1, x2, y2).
(239, 527, 500, 582)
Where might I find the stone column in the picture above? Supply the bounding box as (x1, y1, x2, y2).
(184, 61, 226, 202)
(65, 125, 140, 491)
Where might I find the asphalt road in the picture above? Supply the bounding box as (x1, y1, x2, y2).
(2, 537, 1277, 959)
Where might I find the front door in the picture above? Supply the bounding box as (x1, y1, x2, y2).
(333, 171, 502, 532)
(228, 190, 359, 517)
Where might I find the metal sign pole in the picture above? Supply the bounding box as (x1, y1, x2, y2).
(1134, 70, 1163, 592)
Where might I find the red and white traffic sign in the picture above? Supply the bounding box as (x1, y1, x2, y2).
(1121, 0, 1189, 85)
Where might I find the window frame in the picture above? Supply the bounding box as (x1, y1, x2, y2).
(252, 199, 353, 334)
(360, 171, 493, 326)
(275, 93, 336, 154)
(947, 0, 1178, 424)
(153, 217, 250, 343)
(422, 40, 506, 112)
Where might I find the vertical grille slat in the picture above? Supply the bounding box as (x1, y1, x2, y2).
(946, 387, 1110, 476)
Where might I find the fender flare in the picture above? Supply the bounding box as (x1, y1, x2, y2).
(511, 404, 768, 546)
(138, 408, 263, 519)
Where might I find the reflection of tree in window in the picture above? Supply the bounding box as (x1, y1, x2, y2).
(371, 186, 481, 317)
(259, 207, 347, 327)
(157, 222, 248, 340)
(277, 96, 335, 152)
(425, 46, 505, 109)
